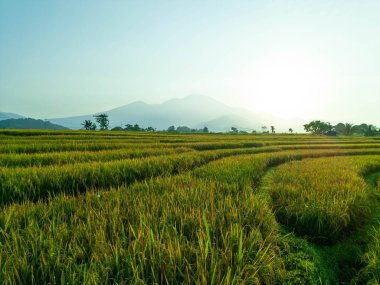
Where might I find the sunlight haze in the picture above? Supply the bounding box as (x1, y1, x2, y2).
(1, 0, 379, 125)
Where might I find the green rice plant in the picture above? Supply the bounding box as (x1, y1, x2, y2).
(0, 147, 192, 168)
(279, 233, 336, 284)
(193, 150, 380, 194)
(269, 157, 373, 242)
(0, 141, 131, 154)
(357, 225, 380, 284)
(1, 143, 379, 206)
(189, 141, 264, 150)
(0, 148, 277, 205)
(0, 131, 380, 283)
(279, 143, 380, 151)
(0, 174, 284, 284)
(0, 151, 216, 204)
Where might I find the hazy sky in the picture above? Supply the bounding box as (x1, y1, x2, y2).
(1, 0, 379, 124)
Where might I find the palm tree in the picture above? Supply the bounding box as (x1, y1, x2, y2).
(94, 114, 109, 130)
(335, 123, 356, 135)
(360, 124, 377, 136)
(81, 120, 95, 130)
(270, 126, 275, 134)
(343, 123, 355, 135)
(261, 126, 267, 133)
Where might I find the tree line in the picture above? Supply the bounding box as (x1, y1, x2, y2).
(82, 115, 379, 136)
(82, 114, 209, 133)
(303, 120, 379, 136)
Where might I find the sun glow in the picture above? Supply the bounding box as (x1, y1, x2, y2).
(239, 49, 336, 119)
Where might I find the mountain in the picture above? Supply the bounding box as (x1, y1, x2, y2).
(49, 95, 305, 132)
(0, 118, 69, 130)
(198, 115, 261, 132)
(50, 94, 242, 130)
(0, 112, 25, 121)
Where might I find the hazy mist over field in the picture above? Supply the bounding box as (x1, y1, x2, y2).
(1, 1, 379, 126)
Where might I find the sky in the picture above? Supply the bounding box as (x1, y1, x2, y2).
(0, 0, 379, 125)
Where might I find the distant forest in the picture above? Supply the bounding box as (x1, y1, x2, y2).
(83, 114, 380, 136)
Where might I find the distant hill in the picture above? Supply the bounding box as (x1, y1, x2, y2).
(0, 118, 69, 130)
(0, 112, 25, 121)
(197, 115, 259, 132)
(50, 94, 305, 132)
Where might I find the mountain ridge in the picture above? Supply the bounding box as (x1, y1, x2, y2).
(0, 112, 25, 121)
(0, 118, 69, 130)
(3, 95, 306, 132)
(48, 94, 305, 132)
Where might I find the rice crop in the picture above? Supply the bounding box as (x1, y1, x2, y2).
(0, 175, 285, 284)
(1, 130, 380, 284)
(268, 157, 378, 242)
(0, 147, 192, 168)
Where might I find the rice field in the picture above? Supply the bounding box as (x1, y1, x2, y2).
(1, 130, 380, 284)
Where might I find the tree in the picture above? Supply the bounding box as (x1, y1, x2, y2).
(334, 123, 357, 136)
(94, 114, 109, 130)
(145, 126, 156, 132)
(125, 124, 134, 131)
(133, 124, 142, 131)
(359, 124, 377, 136)
(81, 120, 96, 130)
(270, 126, 275, 134)
(261, 126, 267, 133)
(303, 120, 333, 135)
(289, 128, 293, 134)
(167, 126, 176, 132)
(230, 127, 238, 133)
(176, 126, 192, 133)
(203, 126, 209, 133)
(111, 126, 123, 131)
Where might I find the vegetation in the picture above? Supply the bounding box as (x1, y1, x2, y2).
(269, 156, 379, 242)
(359, 225, 380, 283)
(94, 113, 109, 130)
(0, 130, 380, 283)
(0, 118, 69, 130)
(78, 114, 380, 136)
(304, 120, 379, 136)
(360, 123, 379, 136)
(334, 122, 357, 135)
(81, 120, 96, 130)
(167, 125, 210, 133)
(303, 120, 333, 135)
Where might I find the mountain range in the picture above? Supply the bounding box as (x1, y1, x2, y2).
(1, 95, 305, 132)
(0, 118, 69, 130)
(0, 112, 25, 121)
(49, 95, 304, 132)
